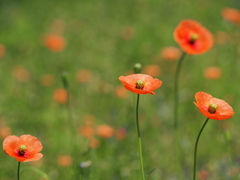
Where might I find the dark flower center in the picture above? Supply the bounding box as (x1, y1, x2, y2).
(189, 33, 198, 44)
(208, 104, 218, 114)
(135, 80, 144, 89)
(18, 145, 27, 156)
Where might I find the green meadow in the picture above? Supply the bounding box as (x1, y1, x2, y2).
(1, 0, 240, 179)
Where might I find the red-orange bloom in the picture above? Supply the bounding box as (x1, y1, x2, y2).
(3, 135, 43, 162)
(119, 74, 162, 95)
(194, 92, 234, 120)
(44, 34, 66, 52)
(174, 19, 213, 55)
(221, 8, 240, 25)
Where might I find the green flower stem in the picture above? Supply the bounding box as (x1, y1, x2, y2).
(21, 166, 51, 180)
(173, 51, 186, 180)
(61, 72, 78, 179)
(193, 118, 209, 180)
(17, 162, 21, 180)
(173, 51, 187, 129)
(135, 94, 146, 180)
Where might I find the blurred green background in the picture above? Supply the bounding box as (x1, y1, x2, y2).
(1, 0, 240, 179)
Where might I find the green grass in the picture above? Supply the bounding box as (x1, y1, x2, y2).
(1, 0, 240, 179)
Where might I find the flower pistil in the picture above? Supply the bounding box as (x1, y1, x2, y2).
(135, 80, 145, 89)
(18, 145, 27, 156)
(189, 33, 198, 44)
(208, 104, 218, 114)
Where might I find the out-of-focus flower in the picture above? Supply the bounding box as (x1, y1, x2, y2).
(227, 166, 239, 177)
(221, 8, 240, 25)
(119, 74, 162, 95)
(115, 85, 129, 99)
(89, 138, 100, 149)
(96, 124, 114, 139)
(120, 26, 135, 40)
(44, 34, 66, 52)
(214, 31, 228, 45)
(0, 126, 11, 139)
(194, 92, 234, 120)
(115, 128, 127, 140)
(142, 65, 161, 77)
(57, 155, 72, 167)
(3, 135, 43, 162)
(160, 47, 182, 61)
(0, 44, 6, 58)
(203, 67, 222, 80)
(75, 69, 93, 83)
(82, 114, 96, 126)
(40, 74, 55, 87)
(11, 65, 30, 82)
(79, 126, 95, 139)
(174, 19, 213, 55)
(197, 169, 209, 180)
(53, 88, 68, 104)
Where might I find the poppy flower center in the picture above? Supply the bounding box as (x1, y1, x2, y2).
(189, 33, 198, 44)
(208, 104, 218, 114)
(18, 145, 27, 156)
(135, 80, 145, 89)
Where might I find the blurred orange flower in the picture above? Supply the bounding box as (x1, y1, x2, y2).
(0, 126, 12, 139)
(0, 44, 6, 58)
(44, 34, 66, 52)
(160, 47, 182, 61)
(120, 26, 135, 40)
(57, 155, 72, 167)
(75, 69, 93, 83)
(115, 85, 129, 99)
(142, 65, 161, 77)
(194, 92, 234, 120)
(96, 124, 114, 139)
(119, 74, 162, 95)
(197, 169, 209, 180)
(40, 74, 55, 87)
(203, 67, 222, 80)
(53, 88, 68, 104)
(79, 125, 95, 139)
(221, 8, 240, 25)
(11, 65, 30, 82)
(115, 128, 127, 140)
(174, 19, 213, 55)
(89, 138, 100, 149)
(214, 31, 228, 45)
(3, 135, 43, 162)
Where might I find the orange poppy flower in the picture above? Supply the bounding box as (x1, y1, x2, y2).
(0, 44, 6, 58)
(174, 19, 213, 55)
(221, 8, 240, 25)
(160, 46, 182, 61)
(3, 135, 43, 162)
(203, 66, 222, 80)
(194, 92, 234, 120)
(96, 124, 114, 139)
(44, 34, 66, 52)
(119, 74, 162, 95)
(57, 155, 72, 167)
(142, 65, 161, 77)
(53, 88, 68, 104)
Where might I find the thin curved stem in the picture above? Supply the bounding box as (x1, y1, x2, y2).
(173, 52, 187, 129)
(173, 51, 187, 180)
(193, 118, 209, 180)
(17, 162, 21, 180)
(135, 94, 146, 180)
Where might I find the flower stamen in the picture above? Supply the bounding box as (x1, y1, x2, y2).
(18, 145, 27, 156)
(208, 104, 218, 114)
(189, 33, 198, 44)
(135, 80, 145, 89)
